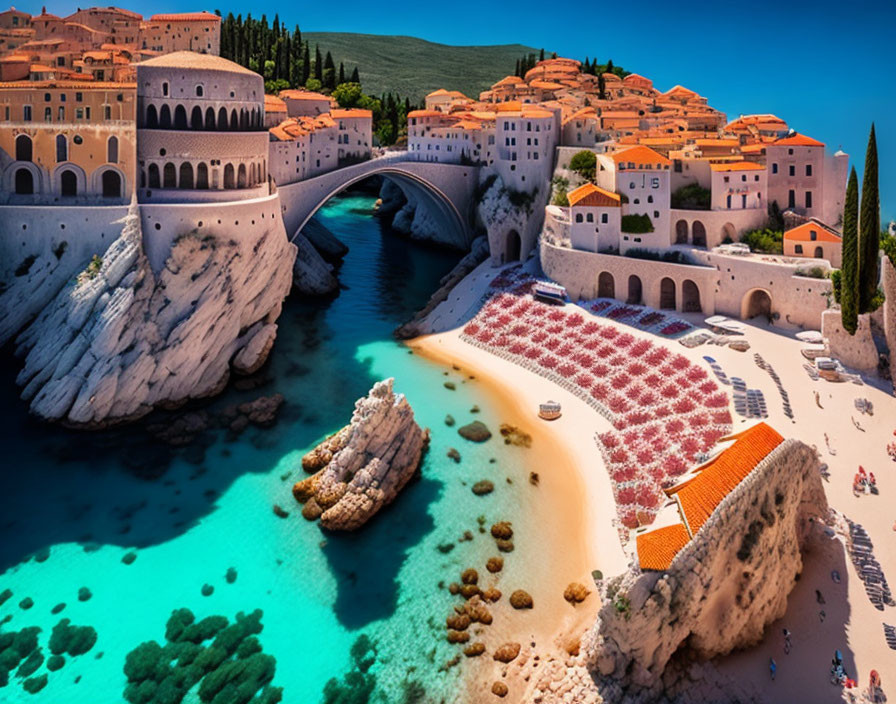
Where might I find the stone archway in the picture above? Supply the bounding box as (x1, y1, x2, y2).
(14, 167, 33, 194)
(102, 169, 122, 198)
(722, 222, 737, 244)
(675, 219, 688, 245)
(60, 169, 78, 197)
(504, 230, 521, 263)
(692, 221, 707, 248)
(598, 271, 615, 299)
(627, 274, 642, 305)
(681, 279, 701, 312)
(741, 289, 772, 320)
(659, 277, 676, 310)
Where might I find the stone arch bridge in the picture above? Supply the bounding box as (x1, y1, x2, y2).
(276, 152, 480, 250)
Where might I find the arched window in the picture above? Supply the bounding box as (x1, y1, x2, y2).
(102, 170, 121, 198)
(174, 105, 187, 129)
(163, 162, 176, 188)
(162, 81, 169, 96)
(205, 107, 215, 130)
(179, 162, 194, 189)
(223, 163, 235, 189)
(56, 134, 67, 162)
(230, 109, 238, 130)
(15, 134, 32, 161)
(15, 168, 33, 194)
(196, 162, 209, 189)
(237, 163, 247, 188)
(60, 169, 77, 196)
(148, 163, 160, 188)
(146, 104, 158, 128)
(107, 136, 118, 163)
(195, 85, 203, 97)
(190, 106, 202, 129)
(159, 104, 171, 128)
(218, 107, 228, 131)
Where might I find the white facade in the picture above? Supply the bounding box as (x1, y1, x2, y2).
(333, 109, 372, 163)
(766, 136, 848, 225)
(709, 164, 766, 212)
(494, 108, 557, 191)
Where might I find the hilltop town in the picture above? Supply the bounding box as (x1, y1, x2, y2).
(0, 5, 893, 704)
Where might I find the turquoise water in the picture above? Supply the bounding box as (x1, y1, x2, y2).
(0, 191, 531, 703)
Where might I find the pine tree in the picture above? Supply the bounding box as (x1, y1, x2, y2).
(858, 123, 880, 312)
(841, 167, 859, 333)
(350, 66, 359, 84)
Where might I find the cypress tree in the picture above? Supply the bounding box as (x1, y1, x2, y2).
(598, 72, 606, 100)
(314, 45, 323, 82)
(606, 58, 614, 75)
(858, 123, 880, 312)
(350, 66, 360, 84)
(323, 51, 336, 89)
(539, 47, 545, 61)
(515, 58, 520, 77)
(841, 167, 859, 333)
(338, 61, 345, 85)
(302, 43, 311, 85)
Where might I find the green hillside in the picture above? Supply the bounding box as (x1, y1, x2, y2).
(302, 33, 541, 101)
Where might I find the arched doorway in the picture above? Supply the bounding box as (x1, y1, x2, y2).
(598, 271, 615, 298)
(179, 162, 194, 189)
(146, 104, 158, 128)
(196, 163, 209, 189)
(15, 168, 34, 194)
(237, 163, 247, 188)
(148, 164, 160, 189)
(15, 134, 32, 161)
(218, 107, 227, 130)
(60, 169, 77, 196)
(692, 221, 707, 247)
(814, 246, 823, 259)
(205, 107, 215, 130)
(675, 219, 688, 245)
(627, 274, 642, 305)
(659, 277, 676, 310)
(504, 230, 521, 263)
(159, 104, 171, 128)
(174, 104, 188, 129)
(191, 106, 203, 129)
(224, 163, 235, 188)
(742, 289, 772, 320)
(163, 162, 176, 188)
(102, 170, 122, 198)
(681, 279, 701, 312)
(722, 222, 737, 244)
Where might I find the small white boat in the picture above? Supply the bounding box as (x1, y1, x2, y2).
(815, 357, 838, 371)
(534, 281, 567, 304)
(538, 401, 562, 420)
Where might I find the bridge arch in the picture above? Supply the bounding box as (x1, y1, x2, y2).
(284, 162, 472, 250)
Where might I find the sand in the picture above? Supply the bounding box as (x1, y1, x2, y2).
(411, 260, 896, 703)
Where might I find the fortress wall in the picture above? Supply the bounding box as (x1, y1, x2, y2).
(821, 310, 879, 371)
(0, 204, 130, 282)
(540, 238, 718, 313)
(591, 438, 827, 692)
(882, 258, 896, 387)
(139, 192, 284, 272)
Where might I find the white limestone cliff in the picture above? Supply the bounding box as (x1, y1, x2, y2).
(292, 232, 338, 296)
(292, 378, 429, 530)
(10, 201, 297, 426)
(587, 438, 830, 697)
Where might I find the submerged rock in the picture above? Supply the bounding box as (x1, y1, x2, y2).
(121, 552, 137, 565)
(490, 522, 513, 540)
(458, 421, 491, 443)
(486, 557, 504, 573)
(444, 414, 455, 427)
(461, 569, 479, 585)
(463, 642, 485, 657)
(446, 448, 461, 463)
(472, 480, 494, 496)
(292, 379, 429, 531)
(77, 588, 91, 603)
(499, 424, 532, 448)
(272, 504, 289, 519)
(491, 681, 509, 697)
(225, 567, 238, 584)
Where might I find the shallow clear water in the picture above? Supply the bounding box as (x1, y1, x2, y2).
(0, 190, 532, 703)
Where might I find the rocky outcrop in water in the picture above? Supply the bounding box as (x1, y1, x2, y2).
(6, 202, 296, 427)
(587, 438, 829, 696)
(292, 232, 338, 296)
(292, 378, 429, 530)
(301, 217, 348, 263)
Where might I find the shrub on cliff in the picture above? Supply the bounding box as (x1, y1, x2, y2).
(569, 150, 597, 182)
(671, 183, 710, 210)
(741, 227, 783, 254)
(621, 214, 654, 234)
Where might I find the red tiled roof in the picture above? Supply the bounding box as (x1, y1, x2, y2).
(774, 132, 824, 147)
(784, 221, 841, 243)
(636, 524, 690, 571)
(568, 182, 621, 207)
(148, 12, 220, 22)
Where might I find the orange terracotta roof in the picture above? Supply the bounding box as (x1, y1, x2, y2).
(784, 221, 841, 243)
(29, 63, 55, 71)
(636, 524, 690, 571)
(495, 101, 523, 112)
(407, 109, 443, 118)
(741, 144, 766, 154)
(611, 145, 671, 168)
(664, 84, 698, 97)
(139, 51, 255, 76)
(695, 138, 740, 147)
(331, 108, 372, 119)
(521, 105, 554, 118)
(148, 12, 220, 21)
(493, 75, 523, 87)
(278, 89, 329, 101)
(264, 94, 286, 110)
(602, 72, 621, 82)
(0, 79, 131, 88)
(710, 161, 764, 172)
(669, 423, 784, 535)
(529, 80, 565, 90)
(568, 182, 621, 207)
(774, 132, 824, 147)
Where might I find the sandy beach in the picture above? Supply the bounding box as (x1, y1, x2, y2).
(410, 260, 896, 703)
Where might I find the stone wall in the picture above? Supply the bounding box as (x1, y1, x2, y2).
(589, 438, 828, 695)
(883, 258, 896, 388)
(540, 238, 718, 314)
(821, 310, 879, 372)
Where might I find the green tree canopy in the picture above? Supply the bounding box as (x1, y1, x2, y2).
(569, 150, 597, 182)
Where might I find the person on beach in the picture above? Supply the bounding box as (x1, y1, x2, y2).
(783, 628, 792, 654)
(769, 658, 777, 681)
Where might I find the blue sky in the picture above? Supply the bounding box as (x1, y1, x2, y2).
(43, 0, 896, 222)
